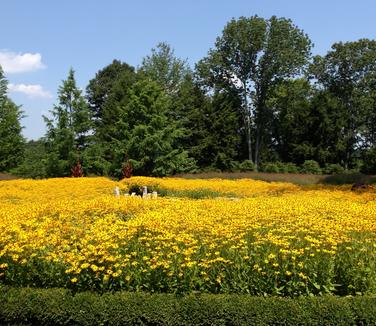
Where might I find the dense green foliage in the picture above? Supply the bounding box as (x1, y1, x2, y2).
(3, 16, 376, 178)
(0, 66, 25, 171)
(197, 16, 312, 170)
(43, 69, 92, 177)
(11, 140, 47, 178)
(0, 287, 375, 325)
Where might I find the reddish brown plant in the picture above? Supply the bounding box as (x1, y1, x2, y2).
(71, 161, 84, 177)
(122, 160, 133, 178)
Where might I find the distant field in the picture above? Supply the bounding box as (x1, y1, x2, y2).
(176, 171, 325, 185)
(177, 171, 376, 185)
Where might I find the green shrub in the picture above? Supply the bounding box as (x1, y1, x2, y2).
(262, 162, 279, 173)
(229, 160, 241, 172)
(0, 287, 375, 326)
(200, 166, 222, 173)
(275, 162, 289, 173)
(300, 160, 322, 174)
(239, 160, 256, 172)
(324, 163, 345, 175)
(285, 162, 299, 173)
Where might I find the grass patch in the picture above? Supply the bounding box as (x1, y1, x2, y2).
(159, 188, 239, 199)
(178, 171, 376, 186)
(176, 171, 325, 185)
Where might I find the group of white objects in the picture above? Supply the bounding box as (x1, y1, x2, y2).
(113, 186, 158, 199)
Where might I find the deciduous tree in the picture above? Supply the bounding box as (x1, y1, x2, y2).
(197, 15, 312, 168)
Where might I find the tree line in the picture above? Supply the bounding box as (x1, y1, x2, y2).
(2, 15, 376, 178)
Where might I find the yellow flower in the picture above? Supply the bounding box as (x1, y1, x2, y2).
(112, 270, 122, 277)
(90, 264, 99, 272)
(1, 176, 375, 293)
(298, 272, 307, 280)
(268, 253, 276, 260)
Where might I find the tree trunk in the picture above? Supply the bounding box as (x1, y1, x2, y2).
(245, 115, 253, 162)
(243, 87, 253, 163)
(255, 125, 261, 170)
(255, 101, 265, 170)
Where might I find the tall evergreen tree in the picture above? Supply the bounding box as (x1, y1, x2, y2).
(0, 66, 7, 107)
(111, 78, 196, 176)
(44, 68, 91, 176)
(0, 66, 25, 171)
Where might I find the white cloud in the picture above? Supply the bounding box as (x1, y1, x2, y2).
(8, 83, 52, 99)
(0, 50, 46, 74)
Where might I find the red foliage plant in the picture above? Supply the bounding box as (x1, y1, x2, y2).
(71, 161, 84, 177)
(122, 160, 133, 178)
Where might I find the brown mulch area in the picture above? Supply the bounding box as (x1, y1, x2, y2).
(0, 172, 19, 180)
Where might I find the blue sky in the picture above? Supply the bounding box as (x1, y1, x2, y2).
(1, 0, 376, 140)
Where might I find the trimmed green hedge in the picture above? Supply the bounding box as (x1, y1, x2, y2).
(0, 287, 375, 325)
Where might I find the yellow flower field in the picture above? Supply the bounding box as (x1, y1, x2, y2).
(0, 177, 375, 296)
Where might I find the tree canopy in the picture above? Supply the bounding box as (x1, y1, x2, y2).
(0, 66, 25, 171)
(4, 16, 376, 178)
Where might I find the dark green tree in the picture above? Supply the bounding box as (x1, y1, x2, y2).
(172, 74, 212, 166)
(87, 65, 137, 176)
(12, 140, 47, 178)
(197, 15, 312, 168)
(0, 66, 7, 107)
(268, 79, 313, 163)
(0, 66, 25, 171)
(268, 78, 349, 166)
(44, 68, 92, 176)
(310, 39, 376, 168)
(111, 78, 196, 176)
(86, 60, 135, 123)
(206, 91, 243, 169)
(361, 74, 376, 173)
